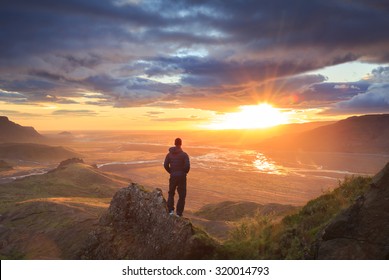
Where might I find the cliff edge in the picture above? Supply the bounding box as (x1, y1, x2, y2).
(80, 183, 217, 259)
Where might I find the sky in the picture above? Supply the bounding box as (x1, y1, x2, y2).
(0, 0, 388, 130)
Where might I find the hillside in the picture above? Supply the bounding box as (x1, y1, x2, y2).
(219, 162, 389, 259)
(0, 160, 13, 172)
(0, 143, 81, 162)
(315, 162, 389, 259)
(260, 114, 389, 154)
(190, 201, 297, 241)
(0, 160, 130, 259)
(0, 159, 216, 260)
(195, 201, 296, 222)
(1, 157, 387, 259)
(0, 116, 44, 143)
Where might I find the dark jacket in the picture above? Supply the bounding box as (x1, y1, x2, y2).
(164, 146, 190, 177)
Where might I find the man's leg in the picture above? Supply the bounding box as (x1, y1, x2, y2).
(176, 176, 187, 216)
(167, 177, 177, 213)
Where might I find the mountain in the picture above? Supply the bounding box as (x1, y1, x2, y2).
(0, 116, 44, 143)
(0, 160, 130, 259)
(0, 143, 81, 162)
(260, 114, 389, 154)
(314, 162, 389, 259)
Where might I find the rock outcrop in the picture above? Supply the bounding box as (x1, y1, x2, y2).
(56, 158, 85, 169)
(315, 163, 389, 259)
(80, 183, 217, 259)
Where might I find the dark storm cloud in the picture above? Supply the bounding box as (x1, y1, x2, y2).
(149, 56, 331, 88)
(0, 0, 388, 111)
(80, 75, 181, 107)
(189, 0, 389, 54)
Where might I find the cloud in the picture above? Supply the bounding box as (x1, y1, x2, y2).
(0, 109, 39, 117)
(299, 81, 370, 103)
(364, 66, 389, 83)
(144, 111, 165, 117)
(0, 0, 388, 113)
(324, 83, 389, 114)
(52, 109, 97, 116)
(152, 116, 207, 122)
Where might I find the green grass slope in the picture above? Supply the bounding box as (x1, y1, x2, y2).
(195, 201, 296, 222)
(0, 162, 130, 259)
(219, 175, 372, 259)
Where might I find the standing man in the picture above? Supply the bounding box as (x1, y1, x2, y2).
(164, 138, 190, 217)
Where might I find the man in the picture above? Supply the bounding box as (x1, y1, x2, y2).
(164, 138, 190, 217)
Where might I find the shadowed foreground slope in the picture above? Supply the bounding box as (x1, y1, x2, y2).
(315, 163, 389, 259)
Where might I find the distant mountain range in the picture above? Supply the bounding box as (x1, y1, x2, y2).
(0, 116, 44, 143)
(260, 114, 389, 154)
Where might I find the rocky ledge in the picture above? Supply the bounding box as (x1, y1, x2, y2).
(80, 183, 217, 259)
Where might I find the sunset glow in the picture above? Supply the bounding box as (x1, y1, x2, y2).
(0, 1, 388, 131)
(206, 103, 289, 130)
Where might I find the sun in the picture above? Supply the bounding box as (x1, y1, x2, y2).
(206, 103, 289, 129)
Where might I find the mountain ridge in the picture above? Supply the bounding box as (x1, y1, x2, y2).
(0, 116, 44, 143)
(259, 114, 389, 154)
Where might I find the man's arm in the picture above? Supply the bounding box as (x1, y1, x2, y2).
(184, 153, 190, 174)
(164, 154, 171, 174)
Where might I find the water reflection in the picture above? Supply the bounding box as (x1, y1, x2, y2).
(253, 152, 285, 175)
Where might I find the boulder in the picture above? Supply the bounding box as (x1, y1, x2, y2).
(80, 183, 217, 259)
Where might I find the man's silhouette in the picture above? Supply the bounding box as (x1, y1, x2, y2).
(164, 138, 190, 217)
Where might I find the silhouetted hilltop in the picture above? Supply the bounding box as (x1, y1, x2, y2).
(260, 114, 389, 154)
(314, 162, 389, 259)
(0, 116, 44, 143)
(0, 143, 81, 162)
(80, 183, 217, 260)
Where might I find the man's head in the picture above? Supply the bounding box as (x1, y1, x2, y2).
(174, 138, 182, 147)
